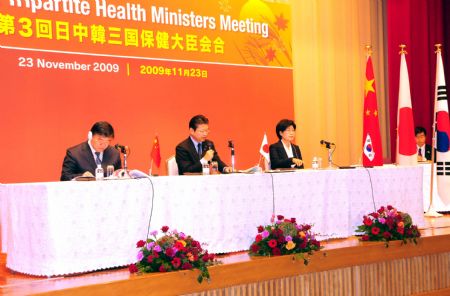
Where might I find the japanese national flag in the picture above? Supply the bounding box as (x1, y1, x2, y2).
(434, 49, 450, 205)
(259, 133, 270, 162)
(396, 51, 417, 166)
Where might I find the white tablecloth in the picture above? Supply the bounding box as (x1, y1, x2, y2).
(0, 166, 425, 276)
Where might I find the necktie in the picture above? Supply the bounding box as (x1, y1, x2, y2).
(197, 143, 202, 157)
(418, 148, 422, 157)
(95, 152, 101, 165)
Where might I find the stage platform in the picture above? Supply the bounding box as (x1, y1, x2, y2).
(1, 216, 450, 296)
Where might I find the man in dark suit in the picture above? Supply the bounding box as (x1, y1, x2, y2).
(415, 126, 433, 161)
(61, 121, 122, 181)
(175, 115, 232, 175)
(269, 119, 304, 169)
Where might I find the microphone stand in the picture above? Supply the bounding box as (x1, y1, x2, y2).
(324, 143, 334, 168)
(228, 140, 235, 172)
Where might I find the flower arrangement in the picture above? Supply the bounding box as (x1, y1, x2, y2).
(356, 205, 421, 246)
(249, 215, 322, 265)
(129, 226, 218, 283)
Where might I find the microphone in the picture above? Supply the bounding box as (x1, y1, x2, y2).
(115, 143, 129, 154)
(320, 140, 335, 147)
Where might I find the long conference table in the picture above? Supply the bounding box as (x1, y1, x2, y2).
(0, 166, 425, 276)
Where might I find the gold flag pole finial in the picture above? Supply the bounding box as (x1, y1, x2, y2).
(399, 44, 407, 55)
(435, 44, 442, 54)
(365, 45, 373, 56)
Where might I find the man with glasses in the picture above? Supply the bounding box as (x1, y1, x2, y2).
(175, 114, 232, 175)
(60, 121, 122, 181)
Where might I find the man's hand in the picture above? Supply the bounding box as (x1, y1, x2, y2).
(292, 158, 303, 167)
(223, 166, 233, 173)
(203, 149, 215, 162)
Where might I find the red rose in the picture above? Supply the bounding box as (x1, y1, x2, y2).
(147, 255, 154, 263)
(171, 257, 181, 269)
(251, 244, 260, 253)
(312, 240, 321, 247)
(257, 225, 264, 233)
(272, 247, 281, 256)
(129, 263, 138, 273)
(209, 254, 215, 261)
(161, 226, 169, 233)
(382, 231, 391, 239)
(136, 240, 146, 248)
(370, 212, 380, 219)
(361, 235, 369, 241)
(377, 206, 385, 214)
(153, 251, 160, 258)
(182, 262, 193, 270)
(277, 236, 285, 243)
(363, 217, 373, 226)
(396, 214, 403, 222)
(371, 227, 380, 235)
(159, 265, 166, 272)
(255, 234, 262, 242)
(397, 227, 404, 235)
(290, 218, 296, 223)
(277, 215, 284, 221)
(174, 241, 185, 250)
(387, 205, 393, 211)
(202, 254, 210, 262)
(165, 248, 175, 257)
(300, 240, 307, 249)
(268, 239, 277, 248)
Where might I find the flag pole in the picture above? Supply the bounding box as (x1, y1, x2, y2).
(425, 44, 444, 217)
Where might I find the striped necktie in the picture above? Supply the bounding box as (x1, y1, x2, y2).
(95, 152, 101, 165)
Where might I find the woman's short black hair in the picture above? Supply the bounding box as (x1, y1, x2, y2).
(275, 119, 296, 140)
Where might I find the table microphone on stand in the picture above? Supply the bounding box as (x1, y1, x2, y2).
(115, 144, 131, 178)
(228, 140, 235, 172)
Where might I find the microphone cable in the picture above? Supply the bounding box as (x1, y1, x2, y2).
(143, 176, 155, 240)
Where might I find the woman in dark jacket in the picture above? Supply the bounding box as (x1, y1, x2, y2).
(269, 119, 304, 169)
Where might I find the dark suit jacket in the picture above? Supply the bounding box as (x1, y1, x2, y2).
(269, 141, 304, 169)
(60, 141, 122, 181)
(175, 138, 228, 175)
(423, 144, 433, 161)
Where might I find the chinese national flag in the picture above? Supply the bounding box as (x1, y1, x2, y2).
(151, 136, 161, 168)
(362, 56, 383, 166)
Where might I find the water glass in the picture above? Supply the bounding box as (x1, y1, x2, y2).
(202, 163, 210, 175)
(210, 161, 219, 174)
(106, 165, 115, 177)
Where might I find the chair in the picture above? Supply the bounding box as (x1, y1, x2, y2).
(166, 155, 179, 176)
